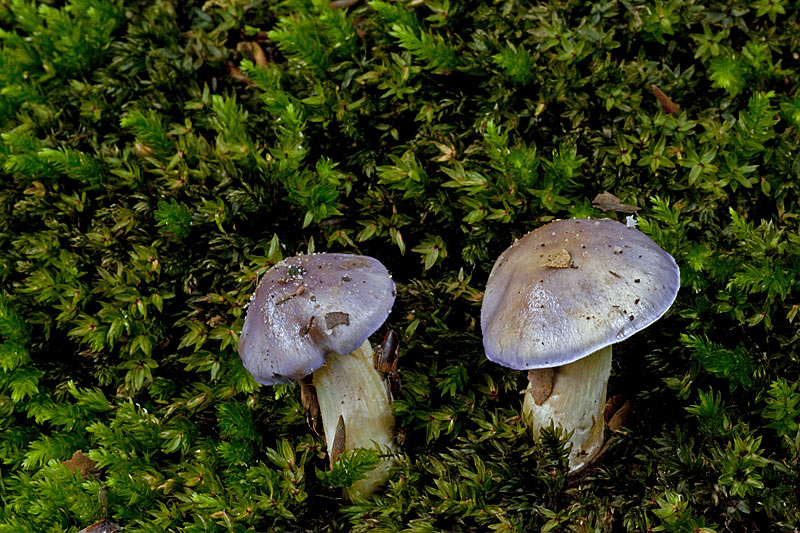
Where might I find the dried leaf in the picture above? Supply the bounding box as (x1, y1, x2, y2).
(62, 450, 100, 480)
(526, 367, 555, 405)
(227, 63, 253, 85)
(330, 415, 347, 468)
(375, 330, 401, 401)
(605, 394, 632, 433)
(299, 376, 320, 435)
(236, 41, 268, 67)
(651, 84, 680, 114)
(592, 192, 641, 213)
(374, 330, 399, 375)
(325, 311, 350, 329)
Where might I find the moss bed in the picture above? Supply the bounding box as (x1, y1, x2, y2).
(0, 0, 799, 531)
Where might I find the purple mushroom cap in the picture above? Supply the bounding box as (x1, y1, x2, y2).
(481, 218, 680, 370)
(238, 253, 396, 385)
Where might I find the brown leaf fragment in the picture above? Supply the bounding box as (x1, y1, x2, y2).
(606, 394, 632, 433)
(330, 415, 347, 468)
(299, 375, 321, 435)
(227, 63, 253, 85)
(374, 330, 399, 375)
(375, 330, 401, 401)
(249, 42, 268, 68)
(651, 84, 680, 114)
(544, 249, 572, 268)
(330, 0, 359, 7)
(325, 311, 350, 329)
(592, 192, 641, 213)
(527, 367, 555, 405)
(236, 41, 268, 67)
(62, 450, 100, 480)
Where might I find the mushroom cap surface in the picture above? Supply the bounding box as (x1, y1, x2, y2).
(238, 253, 395, 385)
(481, 218, 679, 370)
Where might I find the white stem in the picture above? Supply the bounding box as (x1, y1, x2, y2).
(522, 345, 612, 472)
(312, 339, 395, 497)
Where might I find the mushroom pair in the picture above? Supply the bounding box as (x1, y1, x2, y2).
(238, 217, 679, 497)
(237, 253, 397, 497)
(481, 218, 679, 471)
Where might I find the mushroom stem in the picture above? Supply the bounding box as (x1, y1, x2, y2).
(312, 339, 395, 498)
(522, 345, 612, 472)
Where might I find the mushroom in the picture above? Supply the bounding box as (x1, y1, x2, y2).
(480, 218, 679, 471)
(238, 253, 397, 496)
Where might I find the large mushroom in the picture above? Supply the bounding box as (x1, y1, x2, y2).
(481, 218, 679, 471)
(238, 253, 396, 496)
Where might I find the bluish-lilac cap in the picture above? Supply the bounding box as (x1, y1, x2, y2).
(481, 218, 680, 370)
(238, 253, 396, 385)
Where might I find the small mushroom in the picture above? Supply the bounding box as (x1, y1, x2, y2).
(238, 253, 396, 497)
(481, 218, 679, 471)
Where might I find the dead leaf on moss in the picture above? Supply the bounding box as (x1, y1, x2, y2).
(62, 450, 100, 480)
(236, 41, 268, 67)
(300, 375, 321, 435)
(651, 84, 680, 114)
(605, 394, 632, 433)
(592, 192, 641, 213)
(227, 63, 253, 85)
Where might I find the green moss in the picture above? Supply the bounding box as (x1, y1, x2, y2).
(0, 0, 799, 530)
